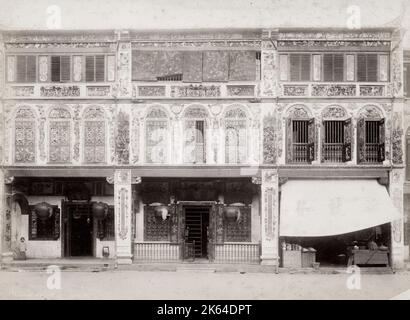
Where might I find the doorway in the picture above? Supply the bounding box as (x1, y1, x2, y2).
(184, 206, 210, 258)
(64, 202, 94, 257)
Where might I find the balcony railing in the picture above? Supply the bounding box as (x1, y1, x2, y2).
(133, 242, 180, 262)
(322, 143, 344, 163)
(291, 143, 309, 163)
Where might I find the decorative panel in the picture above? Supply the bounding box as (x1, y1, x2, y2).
(279, 54, 288, 81)
(107, 55, 116, 81)
(29, 205, 60, 240)
(224, 206, 251, 242)
(202, 51, 229, 82)
(263, 116, 276, 164)
(40, 85, 80, 97)
(38, 56, 48, 82)
(73, 56, 83, 82)
(115, 111, 130, 164)
(182, 51, 203, 82)
(15, 120, 36, 163)
(379, 54, 389, 81)
(228, 51, 256, 81)
(144, 206, 171, 241)
(312, 54, 321, 81)
(49, 121, 70, 163)
(346, 54, 355, 81)
(84, 121, 106, 163)
(7, 56, 16, 82)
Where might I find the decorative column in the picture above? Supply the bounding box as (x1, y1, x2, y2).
(1, 176, 13, 262)
(390, 168, 405, 269)
(0, 170, 4, 261)
(260, 169, 279, 267)
(112, 169, 133, 264)
(261, 30, 278, 98)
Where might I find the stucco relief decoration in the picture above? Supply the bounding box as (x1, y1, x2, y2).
(73, 56, 82, 82)
(227, 85, 255, 97)
(108, 106, 116, 163)
(49, 107, 71, 119)
(225, 107, 247, 164)
(115, 110, 130, 164)
(138, 86, 166, 97)
(391, 112, 403, 164)
(171, 85, 221, 98)
(209, 104, 222, 116)
(72, 105, 81, 162)
(14, 107, 36, 163)
(261, 49, 276, 97)
(87, 86, 111, 97)
(390, 33, 403, 97)
(118, 44, 131, 97)
(287, 105, 310, 119)
(358, 105, 383, 119)
(183, 106, 209, 119)
(322, 106, 348, 119)
(131, 110, 141, 164)
(283, 85, 308, 96)
(359, 85, 384, 96)
(263, 115, 276, 164)
(35, 105, 47, 162)
(40, 86, 80, 97)
(38, 56, 48, 82)
(118, 188, 129, 240)
(312, 85, 356, 97)
(170, 104, 183, 115)
(10, 86, 34, 97)
(48, 107, 71, 163)
(84, 107, 106, 164)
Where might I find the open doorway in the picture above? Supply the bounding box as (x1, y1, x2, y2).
(184, 206, 210, 259)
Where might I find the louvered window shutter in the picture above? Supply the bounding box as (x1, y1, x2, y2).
(289, 54, 300, 81)
(342, 119, 352, 162)
(323, 54, 333, 81)
(60, 56, 71, 82)
(333, 54, 344, 81)
(357, 54, 367, 82)
(95, 55, 105, 82)
(307, 118, 315, 162)
(378, 119, 385, 162)
(85, 56, 95, 82)
(357, 118, 365, 163)
(300, 54, 311, 81)
(367, 54, 378, 82)
(16, 56, 27, 82)
(51, 56, 61, 82)
(26, 56, 36, 82)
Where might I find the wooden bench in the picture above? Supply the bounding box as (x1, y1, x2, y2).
(347, 249, 389, 267)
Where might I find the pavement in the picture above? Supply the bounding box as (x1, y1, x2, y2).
(0, 268, 410, 300)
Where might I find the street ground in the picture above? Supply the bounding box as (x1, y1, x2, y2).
(0, 269, 410, 300)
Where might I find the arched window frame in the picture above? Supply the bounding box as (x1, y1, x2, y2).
(145, 107, 170, 164)
(82, 106, 107, 164)
(14, 107, 37, 164)
(223, 106, 248, 164)
(48, 107, 72, 163)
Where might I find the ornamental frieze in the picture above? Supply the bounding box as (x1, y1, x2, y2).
(322, 105, 348, 119)
(40, 85, 80, 97)
(8, 86, 34, 97)
(226, 85, 255, 96)
(278, 31, 391, 41)
(312, 85, 356, 97)
(131, 40, 261, 49)
(5, 42, 116, 49)
(359, 85, 384, 96)
(137, 86, 166, 97)
(282, 85, 308, 96)
(87, 86, 111, 97)
(263, 115, 276, 164)
(171, 85, 221, 98)
(278, 40, 390, 48)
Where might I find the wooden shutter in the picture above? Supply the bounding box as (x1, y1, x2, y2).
(334, 54, 344, 81)
(95, 55, 105, 82)
(342, 118, 352, 162)
(85, 56, 95, 82)
(300, 54, 311, 81)
(60, 56, 71, 82)
(367, 54, 378, 82)
(16, 56, 27, 82)
(286, 118, 293, 163)
(289, 54, 300, 81)
(26, 56, 36, 82)
(323, 54, 333, 81)
(357, 118, 365, 163)
(51, 56, 61, 82)
(357, 54, 367, 82)
(307, 118, 315, 162)
(378, 119, 385, 162)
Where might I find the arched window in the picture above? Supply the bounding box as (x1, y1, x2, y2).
(145, 107, 168, 164)
(224, 107, 247, 164)
(357, 105, 385, 164)
(83, 106, 106, 163)
(285, 105, 315, 164)
(14, 107, 36, 163)
(183, 106, 208, 164)
(48, 107, 71, 163)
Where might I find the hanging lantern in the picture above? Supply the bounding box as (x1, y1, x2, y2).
(155, 205, 169, 221)
(224, 206, 239, 220)
(92, 202, 108, 220)
(34, 202, 53, 220)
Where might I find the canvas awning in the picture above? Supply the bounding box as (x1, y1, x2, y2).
(280, 179, 401, 237)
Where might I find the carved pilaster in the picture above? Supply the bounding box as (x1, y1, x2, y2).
(114, 169, 133, 264)
(389, 168, 405, 269)
(261, 36, 278, 97)
(115, 40, 132, 98)
(260, 169, 279, 267)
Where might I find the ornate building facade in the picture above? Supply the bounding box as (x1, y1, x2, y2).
(0, 28, 407, 269)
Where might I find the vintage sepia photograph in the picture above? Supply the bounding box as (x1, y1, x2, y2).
(0, 0, 410, 306)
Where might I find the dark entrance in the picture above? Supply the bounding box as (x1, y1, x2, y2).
(184, 206, 210, 258)
(64, 202, 93, 257)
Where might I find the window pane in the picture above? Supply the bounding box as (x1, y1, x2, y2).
(300, 54, 311, 81)
(289, 54, 301, 81)
(333, 54, 344, 81)
(60, 56, 71, 82)
(357, 54, 367, 82)
(26, 56, 36, 82)
(367, 54, 378, 82)
(85, 56, 95, 82)
(16, 56, 27, 82)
